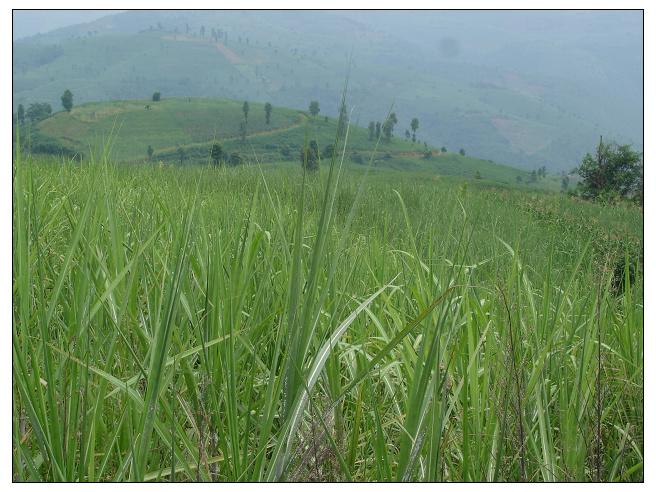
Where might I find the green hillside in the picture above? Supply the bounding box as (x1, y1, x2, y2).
(28, 97, 558, 188)
(12, 11, 642, 172)
(36, 98, 302, 161)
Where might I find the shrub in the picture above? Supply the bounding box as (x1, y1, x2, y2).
(575, 138, 642, 201)
(229, 152, 243, 166)
(300, 140, 319, 172)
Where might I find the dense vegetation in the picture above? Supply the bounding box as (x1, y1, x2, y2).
(12, 138, 642, 481)
(575, 137, 643, 204)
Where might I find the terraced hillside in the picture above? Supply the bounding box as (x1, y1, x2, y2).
(29, 97, 566, 189)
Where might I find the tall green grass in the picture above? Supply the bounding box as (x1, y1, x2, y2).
(12, 132, 642, 481)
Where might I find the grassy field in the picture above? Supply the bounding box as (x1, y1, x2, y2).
(12, 136, 642, 482)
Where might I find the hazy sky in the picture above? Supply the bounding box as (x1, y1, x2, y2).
(12, 10, 123, 40)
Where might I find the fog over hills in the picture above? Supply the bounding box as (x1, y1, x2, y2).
(12, 10, 123, 40)
(12, 10, 642, 171)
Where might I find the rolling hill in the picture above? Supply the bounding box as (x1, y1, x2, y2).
(12, 10, 643, 172)
(25, 97, 564, 189)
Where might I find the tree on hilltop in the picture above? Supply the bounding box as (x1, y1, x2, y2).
(264, 102, 272, 124)
(242, 101, 250, 122)
(309, 100, 320, 117)
(61, 89, 73, 112)
(410, 117, 419, 143)
(382, 113, 397, 142)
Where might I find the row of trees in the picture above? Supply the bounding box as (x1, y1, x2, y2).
(14, 89, 74, 125)
(240, 100, 274, 141)
(306, 101, 466, 159)
(243, 100, 275, 125)
(365, 113, 398, 143)
(402, 118, 421, 142)
(14, 102, 51, 124)
(149, 22, 229, 45)
(523, 166, 548, 184)
(241, 100, 275, 125)
(365, 115, 425, 144)
(311, 101, 416, 145)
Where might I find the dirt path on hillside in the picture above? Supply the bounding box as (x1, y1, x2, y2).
(136, 118, 452, 163)
(145, 113, 309, 158)
(162, 34, 243, 64)
(396, 151, 426, 158)
(214, 42, 242, 64)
